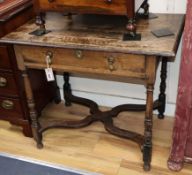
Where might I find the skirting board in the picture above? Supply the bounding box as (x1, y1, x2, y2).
(59, 89, 176, 117)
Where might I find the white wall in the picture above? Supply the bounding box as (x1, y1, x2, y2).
(56, 0, 187, 116)
(149, 0, 187, 14)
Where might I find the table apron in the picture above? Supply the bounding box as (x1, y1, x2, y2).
(14, 45, 159, 84)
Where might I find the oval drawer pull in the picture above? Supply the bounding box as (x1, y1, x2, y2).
(1, 100, 14, 110)
(75, 50, 83, 59)
(45, 51, 53, 66)
(107, 56, 116, 71)
(0, 77, 7, 87)
(48, 0, 55, 2)
(105, 0, 112, 3)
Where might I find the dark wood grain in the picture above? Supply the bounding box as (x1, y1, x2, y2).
(158, 57, 167, 119)
(0, 46, 12, 70)
(0, 1, 58, 137)
(0, 97, 23, 119)
(0, 2, 34, 37)
(0, 1, 35, 137)
(33, 0, 146, 35)
(0, 71, 19, 97)
(34, 0, 132, 16)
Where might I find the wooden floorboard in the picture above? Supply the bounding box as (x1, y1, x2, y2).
(0, 102, 192, 175)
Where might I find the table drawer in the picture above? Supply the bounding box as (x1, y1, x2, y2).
(37, 0, 127, 15)
(0, 72, 18, 97)
(0, 97, 23, 119)
(0, 46, 12, 70)
(15, 45, 147, 79)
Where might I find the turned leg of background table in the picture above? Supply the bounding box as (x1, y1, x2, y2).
(53, 72, 61, 104)
(142, 0, 149, 17)
(22, 70, 43, 148)
(63, 72, 72, 106)
(35, 12, 46, 31)
(158, 57, 167, 119)
(143, 84, 154, 171)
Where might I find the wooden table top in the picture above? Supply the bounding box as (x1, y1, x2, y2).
(0, 13, 184, 57)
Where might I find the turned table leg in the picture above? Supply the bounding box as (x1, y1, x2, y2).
(22, 70, 43, 148)
(126, 18, 137, 37)
(158, 57, 167, 119)
(63, 72, 72, 106)
(35, 13, 46, 31)
(142, 0, 149, 17)
(53, 73, 61, 104)
(31, 12, 50, 36)
(143, 84, 154, 171)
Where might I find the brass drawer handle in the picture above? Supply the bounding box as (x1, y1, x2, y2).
(0, 77, 7, 87)
(105, 0, 112, 3)
(75, 50, 83, 59)
(107, 56, 116, 71)
(48, 0, 55, 2)
(1, 100, 14, 110)
(45, 51, 53, 65)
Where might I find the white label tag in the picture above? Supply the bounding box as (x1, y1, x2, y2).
(45, 68, 55, 82)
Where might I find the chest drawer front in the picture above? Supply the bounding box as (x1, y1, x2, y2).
(0, 46, 12, 70)
(0, 72, 18, 97)
(0, 97, 23, 119)
(16, 45, 146, 79)
(38, 0, 127, 15)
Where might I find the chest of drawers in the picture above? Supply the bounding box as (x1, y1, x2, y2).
(0, 0, 58, 137)
(34, 0, 144, 16)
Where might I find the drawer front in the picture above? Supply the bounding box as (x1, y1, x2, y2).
(16, 45, 147, 79)
(0, 97, 23, 119)
(0, 72, 18, 97)
(37, 0, 127, 15)
(0, 46, 12, 70)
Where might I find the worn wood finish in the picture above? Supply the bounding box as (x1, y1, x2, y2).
(14, 45, 60, 139)
(142, 56, 157, 171)
(15, 45, 148, 80)
(2, 13, 184, 171)
(1, 14, 184, 57)
(22, 70, 43, 148)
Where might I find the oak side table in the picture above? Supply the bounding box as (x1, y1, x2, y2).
(0, 13, 184, 171)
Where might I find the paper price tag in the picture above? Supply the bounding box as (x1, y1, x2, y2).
(45, 68, 55, 82)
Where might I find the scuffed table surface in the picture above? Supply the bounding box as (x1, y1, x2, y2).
(0, 13, 184, 57)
